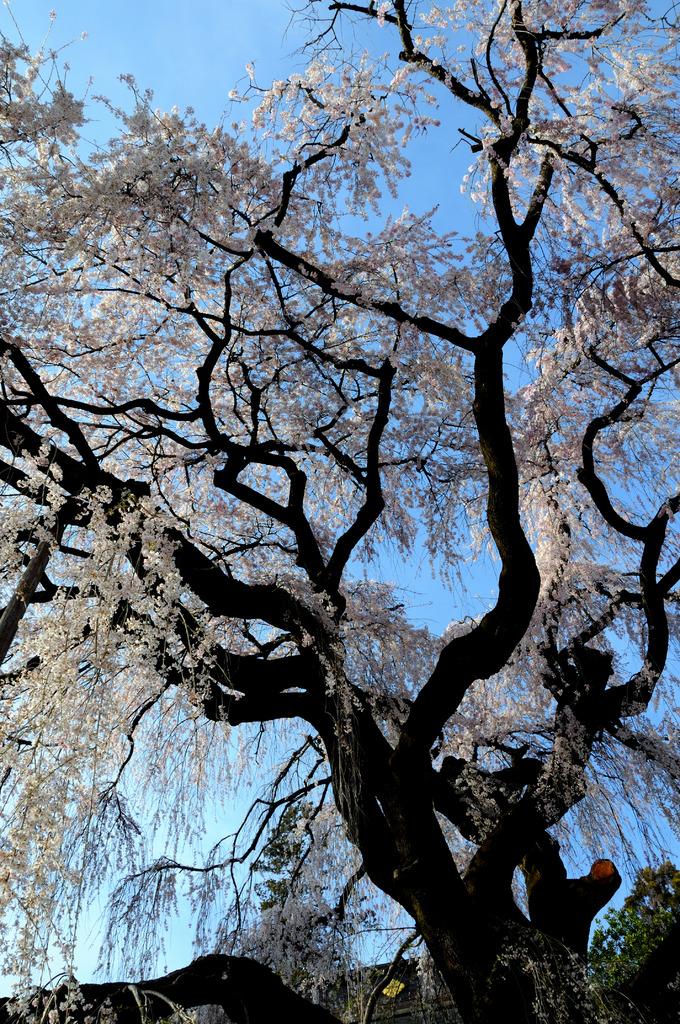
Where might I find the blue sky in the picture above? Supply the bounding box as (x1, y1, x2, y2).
(2, 1, 302, 121)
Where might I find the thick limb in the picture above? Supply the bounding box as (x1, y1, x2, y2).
(0, 956, 339, 1024)
(522, 833, 621, 958)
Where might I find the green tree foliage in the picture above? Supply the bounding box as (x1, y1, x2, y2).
(255, 803, 307, 911)
(589, 863, 680, 989)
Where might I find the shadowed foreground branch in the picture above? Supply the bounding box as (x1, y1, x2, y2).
(0, 958, 339, 1024)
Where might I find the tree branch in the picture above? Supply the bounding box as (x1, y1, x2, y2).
(521, 834, 621, 958)
(253, 230, 478, 353)
(0, 955, 340, 1024)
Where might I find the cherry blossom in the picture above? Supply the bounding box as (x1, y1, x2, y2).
(0, 3, 678, 1022)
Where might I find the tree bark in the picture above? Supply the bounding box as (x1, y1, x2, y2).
(0, 540, 51, 665)
(522, 834, 621, 957)
(623, 918, 680, 1023)
(0, 956, 340, 1024)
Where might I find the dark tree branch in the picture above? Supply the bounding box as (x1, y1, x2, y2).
(622, 917, 680, 1022)
(0, 955, 340, 1024)
(0, 539, 51, 665)
(168, 528, 317, 635)
(272, 123, 352, 228)
(323, 359, 395, 594)
(0, 339, 100, 475)
(530, 134, 680, 288)
(578, 381, 648, 540)
(521, 834, 621, 958)
(361, 930, 419, 1024)
(391, 0, 494, 116)
(253, 229, 478, 352)
(395, 342, 540, 759)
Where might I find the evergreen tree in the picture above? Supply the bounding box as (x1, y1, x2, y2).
(590, 863, 680, 989)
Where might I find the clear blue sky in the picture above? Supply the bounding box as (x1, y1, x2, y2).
(2, 1, 302, 123)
